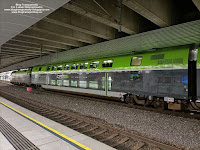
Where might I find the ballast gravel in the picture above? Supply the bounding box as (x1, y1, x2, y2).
(1, 84, 200, 150)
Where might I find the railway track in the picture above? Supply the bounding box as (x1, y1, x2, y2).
(2, 81, 200, 120)
(40, 88, 200, 120)
(0, 88, 181, 150)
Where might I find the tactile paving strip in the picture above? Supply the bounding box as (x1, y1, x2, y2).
(0, 116, 40, 150)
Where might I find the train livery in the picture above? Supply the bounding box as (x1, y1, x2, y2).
(10, 45, 200, 110)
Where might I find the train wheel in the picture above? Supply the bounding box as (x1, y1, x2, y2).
(161, 100, 168, 110)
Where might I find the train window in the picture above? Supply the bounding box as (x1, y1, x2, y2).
(80, 62, 88, 69)
(51, 66, 57, 71)
(38, 67, 42, 71)
(130, 57, 142, 66)
(71, 80, 77, 87)
(57, 65, 63, 71)
(130, 71, 141, 81)
(89, 81, 98, 89)
(90, 61, 99, 69)
(71, 63, 79, 70)
(64, 64, 70, 70)
(63, 80, 69, 86)
(57, 80, 62, 86)
(46, 66, 51, 71)
(165, 77, 171, 84)
(102, 60, 113, 68)
(79, 81, 87, 88)
(51, 80, 56, 85)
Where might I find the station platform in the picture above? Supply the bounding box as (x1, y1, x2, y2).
(0, 97, 115, 150)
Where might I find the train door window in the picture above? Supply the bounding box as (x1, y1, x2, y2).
(46, 66, 51, 71)
(64, 64, 70, 70)
(71, 63, 79, 70)
(130, 56, 142, 66)
(90, 61, 99, 69)
(102, 60, 113, 68)
(158, 77, 163, 83)
(38, 67, 42, 71)
(63, 80, 69, 86)
(57, 65, 63, 71)
(79, 81, 87, 88)
(108, 76, 112, 90)
(51, 66, 57, 71)
(71, 80, 77, 87)
(80, 62, 88, 69)
(89, 81, 98, 89)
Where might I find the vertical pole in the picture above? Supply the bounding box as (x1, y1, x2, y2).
(105, 73, 108, 95)
(188, 44, 198, 101)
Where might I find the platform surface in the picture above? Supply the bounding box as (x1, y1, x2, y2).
(0, 97, 115, 150)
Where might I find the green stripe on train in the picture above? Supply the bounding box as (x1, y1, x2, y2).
(18, 45, 198, 74)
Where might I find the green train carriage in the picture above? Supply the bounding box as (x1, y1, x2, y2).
(10, 45, 200, 110)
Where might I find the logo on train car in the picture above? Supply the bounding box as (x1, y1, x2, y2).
(181, 76, 188, 84)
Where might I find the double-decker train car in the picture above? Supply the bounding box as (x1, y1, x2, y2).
(10, 45, 200, 110)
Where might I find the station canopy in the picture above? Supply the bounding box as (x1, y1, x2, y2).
(1, 0, 200, 71)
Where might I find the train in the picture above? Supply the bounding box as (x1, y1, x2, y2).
(10, 45, 200, 111)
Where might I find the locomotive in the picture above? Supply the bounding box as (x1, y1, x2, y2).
(10, 45, 200, 110)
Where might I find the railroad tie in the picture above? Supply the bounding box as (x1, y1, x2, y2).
(111, 137, 130, 147)
(131, 142, 145, 150)
(82, 127, 99, 134)
(72, 123, 90, 130)
(68, 121, 83, 127)
(100, 133, 119, 142)
(90, 129, 107, 137)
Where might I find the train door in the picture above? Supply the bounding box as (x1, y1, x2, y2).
(101, 73, 112, 96)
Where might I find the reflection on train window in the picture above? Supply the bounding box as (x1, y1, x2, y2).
(71, 80, 77, 87)
(46, 66, 51, 71)
(57, 65, 63, 71)
(71, 63, 79, 70)
(51, 66, 57, 71)
(57, 80, 62, 86)
(79, 81, 87, 88)
(63, 80, 69, 86)
(90, 61, 99, 69)
(130, 56, 142, 66)
(89, 81, 98, 89)
(38, 67, 42, 71)
(64, 64, 70, 70)
(102, 60, 113, 68)
(80, 62, 88, 69)
(51, 80, 56, 85)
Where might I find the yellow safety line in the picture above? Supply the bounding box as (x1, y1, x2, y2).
(0, 101, 92, 150)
